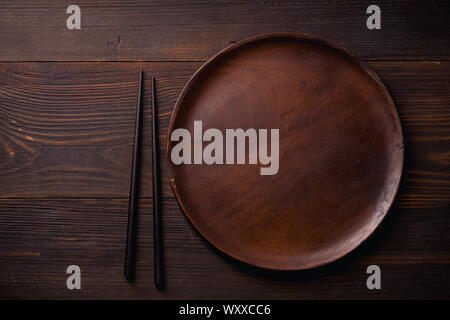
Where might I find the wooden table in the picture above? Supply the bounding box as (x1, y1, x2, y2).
(0, 0, 449, 299)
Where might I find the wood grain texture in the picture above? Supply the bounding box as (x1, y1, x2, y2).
(1, 62, 449, 208)
(0, 199, 448, 299)
(0, 0, 449, 61)
(0, 0, 448, 301)
(0, 61, 449, 298)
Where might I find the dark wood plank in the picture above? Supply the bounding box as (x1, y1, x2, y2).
(0, 198, 448, 299)
(0, 62, 199, 198)
(0, 0, 449, 61)
(1, 62, 449, 209)
(374, 62, 450, 209)
(0, 63, 196, 147)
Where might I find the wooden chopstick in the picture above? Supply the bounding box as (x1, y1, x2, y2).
(124, 69, 144, 282)
(152, 77, 164, 290)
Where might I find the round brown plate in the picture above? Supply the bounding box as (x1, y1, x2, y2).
(166, 33, 404, 270)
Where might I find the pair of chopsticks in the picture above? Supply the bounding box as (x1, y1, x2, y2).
(124, 70, 164, 290)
